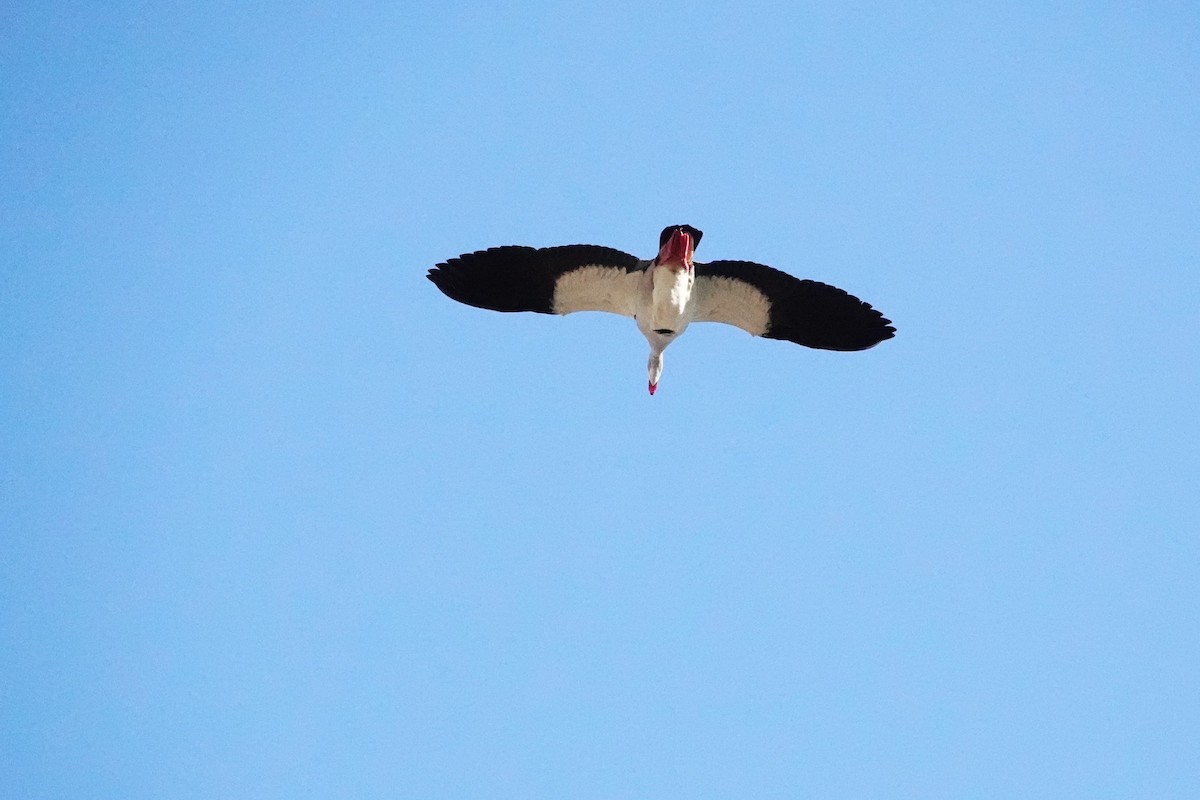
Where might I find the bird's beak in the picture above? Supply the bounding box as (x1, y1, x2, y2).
(656, 228, 693, 269)
(648, 381, 657, 395)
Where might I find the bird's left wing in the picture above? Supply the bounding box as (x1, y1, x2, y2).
(693, 260, 895, 351)
(428, 244, 644, 318)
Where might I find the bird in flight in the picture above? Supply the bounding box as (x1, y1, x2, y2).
(427, 224, 895, 394)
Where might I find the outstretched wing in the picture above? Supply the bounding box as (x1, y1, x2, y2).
(427, 244, 645, 318)
(693, 260, 895, 351)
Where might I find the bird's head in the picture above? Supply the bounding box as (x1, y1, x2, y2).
(656, 224, 702, 271)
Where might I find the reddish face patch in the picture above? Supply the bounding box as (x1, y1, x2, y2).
(657, 228, 693, 270)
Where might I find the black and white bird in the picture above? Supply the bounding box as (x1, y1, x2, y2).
(427, 224, 895, 394)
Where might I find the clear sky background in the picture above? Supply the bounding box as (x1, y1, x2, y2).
(3, 2, 1198, 798)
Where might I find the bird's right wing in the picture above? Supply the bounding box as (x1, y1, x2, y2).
(427, 244, 645, 318)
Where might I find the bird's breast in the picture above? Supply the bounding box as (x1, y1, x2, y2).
(646, 266, 694, 331)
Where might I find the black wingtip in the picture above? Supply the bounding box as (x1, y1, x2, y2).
(770, 279, 896, 351)
(849, 301, 896, 350)
(425, 248, 554, 313)
(823, 306, 896, 351)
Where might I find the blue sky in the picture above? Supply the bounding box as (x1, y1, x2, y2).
(2, 2, 1198, 797)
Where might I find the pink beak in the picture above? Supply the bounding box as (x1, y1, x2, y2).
(657, 229, 693, 269)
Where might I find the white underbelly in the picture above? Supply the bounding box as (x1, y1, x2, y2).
(648, 268, 693, 330)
